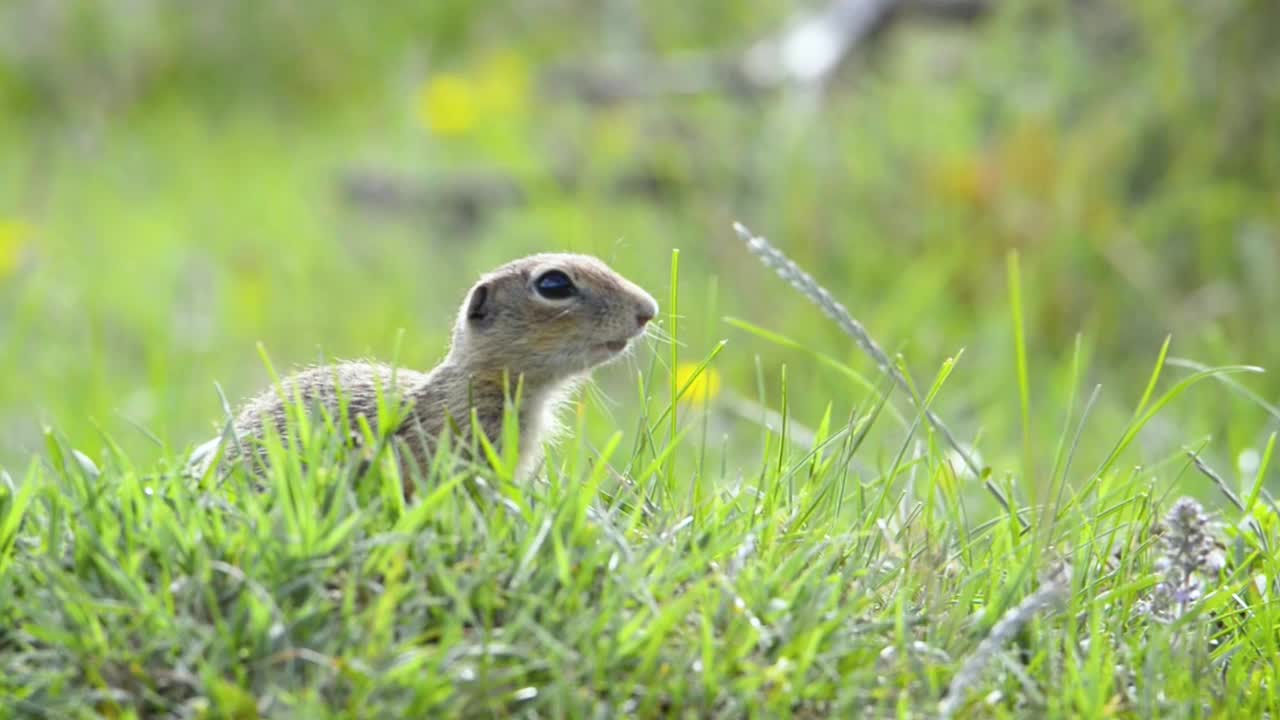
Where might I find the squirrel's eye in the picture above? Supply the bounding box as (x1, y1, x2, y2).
(534, 270, 577, 300)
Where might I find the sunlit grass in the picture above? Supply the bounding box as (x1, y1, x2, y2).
(4, 253, 1280, 715)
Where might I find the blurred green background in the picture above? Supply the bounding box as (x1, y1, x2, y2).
(1, 0, 1277, 497)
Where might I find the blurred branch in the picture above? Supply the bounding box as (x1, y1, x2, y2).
(742, 0, 900, 88)
(544, 0, 991, 104)
(338, 162, 710, 230)
(340, 170, 524, 229)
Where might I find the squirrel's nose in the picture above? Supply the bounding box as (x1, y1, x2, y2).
(636, 298, 658, 328)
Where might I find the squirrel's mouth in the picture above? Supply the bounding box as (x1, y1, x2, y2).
(594, 328, 646, 357)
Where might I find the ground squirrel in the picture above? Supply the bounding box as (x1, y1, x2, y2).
(195, 253, 658, 493)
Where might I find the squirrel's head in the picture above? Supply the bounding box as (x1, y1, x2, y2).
(448, 253, 659, 385)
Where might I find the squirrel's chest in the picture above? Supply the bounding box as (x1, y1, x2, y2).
(399, 380, 566, 471)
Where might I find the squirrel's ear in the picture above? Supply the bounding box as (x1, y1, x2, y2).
(466, 283, 491, 324)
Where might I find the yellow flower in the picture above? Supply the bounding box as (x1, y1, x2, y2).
(675, 362, 722, 406)
(0, 218, 33, 279)
(416, 52, 531, 137)
(418, 73, 478, 136)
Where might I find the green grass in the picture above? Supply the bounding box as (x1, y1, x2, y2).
(3, 0, 1280, 716)
(4, 244, 1280, 716)
(3, 324, 1279, 717)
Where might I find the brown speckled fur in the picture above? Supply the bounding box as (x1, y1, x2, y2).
(213, 253, 658, 496)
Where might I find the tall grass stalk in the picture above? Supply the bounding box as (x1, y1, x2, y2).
(733, 221, 1024, 527)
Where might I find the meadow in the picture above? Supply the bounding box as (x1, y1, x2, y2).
(1, 1, 1279, 716)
